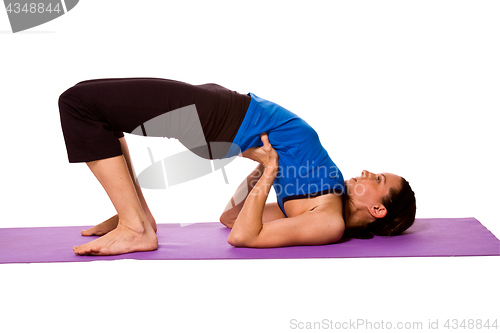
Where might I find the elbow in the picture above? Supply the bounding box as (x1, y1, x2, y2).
(219, 212, 235, 228)
(227, 231, 251, 247)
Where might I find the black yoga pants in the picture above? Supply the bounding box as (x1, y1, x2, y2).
(58, 78, 251, 163)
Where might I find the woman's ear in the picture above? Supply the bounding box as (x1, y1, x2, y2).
(369, 205, 387, 219)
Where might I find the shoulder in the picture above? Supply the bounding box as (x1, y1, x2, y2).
(308, 194, 346, 240)
(307, 206, 345, 243)
(286, 194, 346, 244)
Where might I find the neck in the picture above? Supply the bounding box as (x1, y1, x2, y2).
(343, 194, 371, 229)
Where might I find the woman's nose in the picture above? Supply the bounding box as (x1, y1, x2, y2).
(361, 170, 372, 178)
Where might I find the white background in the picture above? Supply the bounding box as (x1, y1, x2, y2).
(0, 1, 498, 332)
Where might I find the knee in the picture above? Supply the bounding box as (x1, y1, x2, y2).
(58, 85, 89, 122)
(58, 87, 77, 114)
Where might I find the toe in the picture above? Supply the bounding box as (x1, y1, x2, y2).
(73, 246, 83, 255)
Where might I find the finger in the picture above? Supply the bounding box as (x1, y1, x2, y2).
(260, 132, 270, 147)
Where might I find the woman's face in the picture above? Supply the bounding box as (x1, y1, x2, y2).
(345, 170, 402, 219)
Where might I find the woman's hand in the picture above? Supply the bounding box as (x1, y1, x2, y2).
(241, 133, 279, 168)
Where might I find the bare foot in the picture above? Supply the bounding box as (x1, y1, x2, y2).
(74, 218, 158, 256)
(82, 214, 157, 236)
(81, 215, 119, 236)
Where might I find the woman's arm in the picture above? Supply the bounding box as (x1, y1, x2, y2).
(219, 163, 264, 227)
(227, 133, 344, 248)
(227, 161, 279, 244)
(220, 160, 284, 227)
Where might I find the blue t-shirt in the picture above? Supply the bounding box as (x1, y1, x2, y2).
(227, 93, 345, 216)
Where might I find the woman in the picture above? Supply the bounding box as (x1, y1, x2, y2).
(58, 78, 416, 255)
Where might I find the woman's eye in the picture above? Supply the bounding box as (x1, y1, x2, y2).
(376, 176, 380, 182)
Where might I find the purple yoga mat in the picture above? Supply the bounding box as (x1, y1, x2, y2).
(0, 218, 498, 264)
